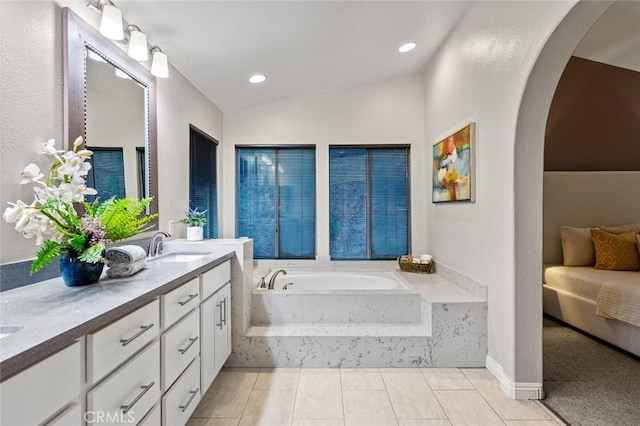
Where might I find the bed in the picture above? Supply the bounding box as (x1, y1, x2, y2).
(543, 265, 640, 356)
(543, 172, 640, 357)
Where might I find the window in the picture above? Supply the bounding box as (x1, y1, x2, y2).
(189, 126, 219, 238)
(86, 147, 126, 201)
(136, 147, 147, 199)
(329, 146, 410, 260)
(237, 147, 316, 259)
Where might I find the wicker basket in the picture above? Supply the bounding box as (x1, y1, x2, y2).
(398, 255, 435, 274)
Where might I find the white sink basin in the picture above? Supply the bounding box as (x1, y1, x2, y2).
(152, 253, 206, 263)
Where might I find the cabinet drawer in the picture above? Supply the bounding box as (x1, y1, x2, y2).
(87, 299, 159, 383)
(201, 260, 230, 300)
(87, 340, 160, 425)
(162, 357, 201, 426)
(0, 341, 81, 426)
(138, 403, 160, 426)
(162, 309, 200, 390)
(162, 277, 200, 328)
(46, 403, 81, 426)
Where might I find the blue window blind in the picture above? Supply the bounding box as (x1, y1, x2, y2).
(136, 147, 147, 199)
(189, 127, 218, 238)
(329, 146, 410, 260)
(237, 147, 316, 259)
(86, 147, 126, 202)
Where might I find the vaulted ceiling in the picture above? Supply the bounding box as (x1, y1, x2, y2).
(115, 1, 470, 111)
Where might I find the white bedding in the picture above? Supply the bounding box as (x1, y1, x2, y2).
(544, 265, 640, 328)
(543, 265, 636, 302)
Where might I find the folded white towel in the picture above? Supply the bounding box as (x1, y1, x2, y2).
(105, 245, 147, 264)
(107, 259, 147, 278)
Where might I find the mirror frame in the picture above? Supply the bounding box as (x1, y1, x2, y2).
(63, 8, 159, 228)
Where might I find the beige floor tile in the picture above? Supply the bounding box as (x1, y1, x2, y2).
(254, 368, 300, 390)
(193, 371, 259, 418)
(396, 421, 452, 426)
(381, 370, 447, 419)
(299, 368, 341, 375)
(188, 419, 240, 426)
(420, 369, 474, 390)
(294, 371, 344, 419)
(503, 422, 561, 426)
(343, 390, 397, 426)
(222, 367, 262, 373)
(380, 368, 423, 375)
(459, 368, 496, 389)
(475, 382, 550, 420)
(238, 389, 296, 425)
(292, 420, 345, 426)
(434, 390, 504, 426)
(340, 369, 385, 390)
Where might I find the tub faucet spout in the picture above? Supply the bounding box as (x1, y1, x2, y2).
(268, 269, 287, 289)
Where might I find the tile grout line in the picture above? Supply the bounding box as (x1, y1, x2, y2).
(290, 368, 301, 426)
(339, 368, 347, 425)
(419, 367, 451, 424)
(237, 368, 261, 423)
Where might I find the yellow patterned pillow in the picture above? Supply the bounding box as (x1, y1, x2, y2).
(591, 229, 640, 271)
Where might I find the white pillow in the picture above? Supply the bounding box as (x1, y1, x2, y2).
(560, 226, 595, 266)
(599, 223, 640, 234)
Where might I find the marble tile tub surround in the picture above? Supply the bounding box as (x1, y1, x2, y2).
(227, 260, 488, 368)
(0, 248, 235, 381)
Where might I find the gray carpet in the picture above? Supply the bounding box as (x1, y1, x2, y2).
(543, 317, 640, 426)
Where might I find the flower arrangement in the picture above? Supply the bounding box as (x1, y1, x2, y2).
(3, 137, 157, 274)
(179, 207, 207, 228)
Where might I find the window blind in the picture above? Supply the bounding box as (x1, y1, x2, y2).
(329, 146, 410, 260)
(86, 147, 126, 202)
(189, 128, 218, 238)
(237, 147, 316, 259)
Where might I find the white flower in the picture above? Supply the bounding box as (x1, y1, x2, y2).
(21, 215, 52, 246)
(72, 136, 83, 148)
(57, 152, 91, 177)
(42, 139, 62, 156)
(58, 182, 97, 203)
(3, 200, 31, 223)
(76, 149, 93, 159)
(20, 163, 44, 184)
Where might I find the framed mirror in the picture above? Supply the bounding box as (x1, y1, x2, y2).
(63, 8, 158, 226)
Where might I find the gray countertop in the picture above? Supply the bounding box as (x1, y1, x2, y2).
(0, 248, 235, 382)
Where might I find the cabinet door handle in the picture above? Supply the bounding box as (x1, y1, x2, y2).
(178, 336, 199, 354)
(221, 297, 227, 326)
(179, 388, 200, 412)
(178, 293, 199, 306)
(120, 323, 154, 347)
(120, 381, 154, 414)
(216, 302, 223, 330)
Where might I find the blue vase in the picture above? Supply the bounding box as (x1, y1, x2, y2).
(60, 251, 104, 287)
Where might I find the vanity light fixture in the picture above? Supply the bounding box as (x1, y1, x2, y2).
(94, 0, 124, 40)
(398, 42, 417, 53)
(249, 74, 267, 84)
(125, 25, 148, 61)
(150, 46, 169, 78)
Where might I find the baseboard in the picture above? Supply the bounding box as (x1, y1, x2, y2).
(486, 355, 544, 400)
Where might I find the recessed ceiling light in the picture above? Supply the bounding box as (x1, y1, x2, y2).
(249, 74, 267, 84)
(398, 42, 417, 53)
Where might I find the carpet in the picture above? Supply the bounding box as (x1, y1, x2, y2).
(543, 316, 640, 426)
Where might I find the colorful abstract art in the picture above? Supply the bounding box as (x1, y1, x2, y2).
(432, 123, 475, 203)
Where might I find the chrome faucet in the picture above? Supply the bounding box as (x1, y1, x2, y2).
(149, 231, 170, 257)
(267, 269, 287, 289)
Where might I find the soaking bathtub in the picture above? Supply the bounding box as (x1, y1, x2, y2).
(251, 268, 420, 325)
(266, 271, 408, 291)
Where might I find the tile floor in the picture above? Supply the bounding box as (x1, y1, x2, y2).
(189, 368, 565, 426)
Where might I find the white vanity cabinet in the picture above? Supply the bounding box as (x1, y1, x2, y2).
(0, 341, 81, 426)
(200, 261, 232, 392)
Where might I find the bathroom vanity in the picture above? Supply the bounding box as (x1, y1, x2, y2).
(0, 245, 241, 425)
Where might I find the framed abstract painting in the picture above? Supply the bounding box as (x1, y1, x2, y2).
(432, 122, 476, 203)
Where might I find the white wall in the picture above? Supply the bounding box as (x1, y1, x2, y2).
(223, 73, 425, 259)
(0, 1, 223, 264)
(422, 1, 579, 392)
